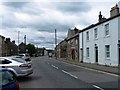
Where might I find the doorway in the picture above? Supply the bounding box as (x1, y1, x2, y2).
(72, 50, 75, 60)
(118, 45, 120, 65)
(95, 45, 98, 63)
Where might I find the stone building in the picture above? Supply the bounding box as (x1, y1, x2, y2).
(5, 38, 18, 56)
(66, 27, 80, 61)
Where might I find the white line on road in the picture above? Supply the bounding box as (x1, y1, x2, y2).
(51, 65, 59, 69)
(93, 85, 104, 90)
(61, 62, 119, 77)
(62, 70, 78, 79)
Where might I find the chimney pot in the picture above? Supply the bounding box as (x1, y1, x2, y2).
(110, 4, 119, 17)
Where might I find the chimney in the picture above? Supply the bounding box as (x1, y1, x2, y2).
(6, 38, 10, 42)
(12, 40, 15, 44)
(99, 11, 102, 22)
(98, 11, 106, 22)
(118, 1, 120, 12)
(110, 4, 119, 17)
(74, 27, 79, 34)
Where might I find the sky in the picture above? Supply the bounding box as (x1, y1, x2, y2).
(0, 0, 119, 49)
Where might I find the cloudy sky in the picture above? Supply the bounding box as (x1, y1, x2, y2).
(0, 0, 119, 49)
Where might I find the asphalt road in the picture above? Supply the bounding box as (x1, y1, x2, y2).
(18, 56, 119, 89)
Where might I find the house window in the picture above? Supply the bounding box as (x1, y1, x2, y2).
(86, 31, 89, 41)
(105, 45, 110, 58)
(105, 24, 109, 36)
(94, 28, 98, 39)
(86, 47, 89, 58)
(75, 39, 78, 44)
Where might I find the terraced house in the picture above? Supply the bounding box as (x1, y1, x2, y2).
(79, 4, 120, 66)
(0, 35, 3, 56)
(66, 27, 80, 61)
(0, 35, 6, 56)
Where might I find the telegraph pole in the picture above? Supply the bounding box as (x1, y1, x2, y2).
(18, 31, 20, 55)
(55, 29, 57, 59)
(24, 35, 26, 53)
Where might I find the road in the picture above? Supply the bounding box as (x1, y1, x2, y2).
(18, 56, 119, 89)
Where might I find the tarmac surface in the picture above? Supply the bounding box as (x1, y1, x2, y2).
(52, 57, 120, 76)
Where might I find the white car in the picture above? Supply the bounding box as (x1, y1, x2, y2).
(18, 53, 31, 61)
(0, 57, 33, 77)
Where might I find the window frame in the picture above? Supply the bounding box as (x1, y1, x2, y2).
(105, 23, 109, 36)
(94, 28, 98, 39)
(105, 45, 110, 59)
(86, 31, 89, 41)
(86, 47, 90, 58)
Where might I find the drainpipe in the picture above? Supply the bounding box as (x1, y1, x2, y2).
(81, 31, 84, 63)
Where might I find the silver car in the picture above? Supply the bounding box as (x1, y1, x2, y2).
(18, 53, 31, 62)
(0, 57, 33, 77)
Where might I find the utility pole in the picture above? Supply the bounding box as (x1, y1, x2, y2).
(18, 31, 20, 55)
(24, 35, 26, 53)
(55, 29, 57, 59)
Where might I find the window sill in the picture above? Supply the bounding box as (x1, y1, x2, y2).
(105, 58, 110, 60)
(94, 38, 98, 40)
(104, 35, 110, 38)
(86, 40, 90, 42)
(86, 57, 90, 59)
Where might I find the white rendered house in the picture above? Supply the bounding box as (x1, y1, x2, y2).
(0, 35, 2, 56)
(79, 5, 120, 66)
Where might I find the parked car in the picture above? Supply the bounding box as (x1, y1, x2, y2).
(18, 53, 31, 61)
(48, 53, 52, 57)
(0, 57, 33, 77)
(0, 68, 19, 90)
(9, 56, 32, 63)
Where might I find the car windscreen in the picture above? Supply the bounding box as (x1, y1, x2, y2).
(0, 70, 16, 87)
(18, 54, 24, 57)
(11, 58, 26, 63)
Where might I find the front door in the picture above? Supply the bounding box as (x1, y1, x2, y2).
(72, 50, 75, 60)
(118, 45, 120, 65)
(95, 46, 98, 63)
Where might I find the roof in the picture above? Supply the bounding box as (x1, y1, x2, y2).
(81, 13, 120, 32)
(66, 33, 79, 41)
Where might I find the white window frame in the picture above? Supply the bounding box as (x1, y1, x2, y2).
(75, 39, 78, 44)
(86, 31, 89, 41)
(105, 45, 110, 58)
(105, 23, 109, 36)
(94, 28, 98, 39)
(86, 47, 89, 58)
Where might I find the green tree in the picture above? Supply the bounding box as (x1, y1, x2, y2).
(26, 43, 36, 56)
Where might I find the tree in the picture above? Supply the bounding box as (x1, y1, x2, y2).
(26, 43, 36, 56)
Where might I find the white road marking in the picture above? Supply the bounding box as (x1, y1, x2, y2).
(93, 85, 104, 90)
(62, 70, 78, 79)
(61, 61, 119, 77)
(51, 65, 59, 69)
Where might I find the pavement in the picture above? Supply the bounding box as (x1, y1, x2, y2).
(52, 57, 120, 76)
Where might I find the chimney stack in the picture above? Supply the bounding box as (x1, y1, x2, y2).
(110, 4, 119, 17)
(12, 40, 15, 44)
(6, 38, 10, 42)
(98, 11, 106, 22)
(99, 11, 102, 22)
(118, 1, 120, 12)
